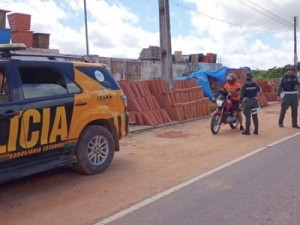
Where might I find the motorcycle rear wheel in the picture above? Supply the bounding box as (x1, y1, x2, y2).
(211, 114, 221, 134)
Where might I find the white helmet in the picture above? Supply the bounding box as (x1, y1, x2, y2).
(226, 73, 236, 81)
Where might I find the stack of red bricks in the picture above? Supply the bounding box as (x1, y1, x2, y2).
(147, 79, 211, 121)
(119, 80, 171, 126)
(257, 79, 279, 102)
(7, 13, 33, 47)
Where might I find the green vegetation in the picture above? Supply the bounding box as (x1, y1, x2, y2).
(253, 62, 300, 81)
(252, 67, 284, 81)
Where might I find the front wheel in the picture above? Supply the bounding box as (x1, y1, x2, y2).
(73, 125, 115, 175)
(230, 119, 239, 129)
(211, 114, 221, 134)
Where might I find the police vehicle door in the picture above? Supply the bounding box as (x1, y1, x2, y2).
(18, 65, 74, 154)
(0, 67, 24, 160)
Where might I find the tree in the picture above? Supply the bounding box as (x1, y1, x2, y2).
(253, 66, 285, 81)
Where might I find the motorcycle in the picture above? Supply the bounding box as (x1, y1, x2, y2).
(210, 88, 239, 134)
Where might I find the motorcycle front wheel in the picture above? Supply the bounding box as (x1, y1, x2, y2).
(230, 120, 239, 129)
(211, 114, 221, 134)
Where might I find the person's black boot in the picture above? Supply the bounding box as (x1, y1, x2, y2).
(242, 131, 250, 135)
(253, 130, 258, 135)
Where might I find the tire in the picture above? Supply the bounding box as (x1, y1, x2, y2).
(230, 120, 239, 129)
(73, 125, 115, 175)
(211, 114, 221, 134)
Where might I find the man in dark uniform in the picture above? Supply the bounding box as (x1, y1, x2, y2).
(240, 72, 261, 135)
(277, 65, 300, 128)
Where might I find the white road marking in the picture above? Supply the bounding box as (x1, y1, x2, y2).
(95, 131, 300, 225)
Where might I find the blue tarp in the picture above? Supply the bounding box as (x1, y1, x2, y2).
(187, 66, 229, 101)
(175, 66, 250, 101)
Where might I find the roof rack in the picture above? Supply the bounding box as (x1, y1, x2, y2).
(0, 43, 87, 62)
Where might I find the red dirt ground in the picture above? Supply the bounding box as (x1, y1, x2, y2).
(1, 103, 299, 225)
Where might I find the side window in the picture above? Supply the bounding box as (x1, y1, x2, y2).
(65, 75, 81, 94)
(0, 68, 9, 103)
(19, 67, 68, 99)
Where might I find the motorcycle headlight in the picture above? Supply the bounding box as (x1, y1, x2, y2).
(216, 99, 224, 107)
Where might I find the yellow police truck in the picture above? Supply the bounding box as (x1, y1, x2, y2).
(0, 44, 128, 182)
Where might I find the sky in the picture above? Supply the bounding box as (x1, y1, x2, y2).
(0, 0, 300, 70)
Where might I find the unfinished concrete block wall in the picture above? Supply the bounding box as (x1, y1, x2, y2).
(86, 55, 222, 81)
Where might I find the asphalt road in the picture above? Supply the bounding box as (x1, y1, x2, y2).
(97, 133, 300, 225)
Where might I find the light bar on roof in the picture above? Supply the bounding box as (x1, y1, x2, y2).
(0, 43, 26, 52)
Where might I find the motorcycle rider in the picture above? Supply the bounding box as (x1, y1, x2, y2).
(224, 73, 244, 130)
(240, 72, 261, 135)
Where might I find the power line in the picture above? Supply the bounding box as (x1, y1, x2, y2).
(235, 0, 294, 29)
(243, 0, 294, 27)
(170, 0, 241, 26)
(169, 0, 291, 34)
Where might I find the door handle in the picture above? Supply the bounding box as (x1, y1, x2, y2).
(75, 101, 87, 106)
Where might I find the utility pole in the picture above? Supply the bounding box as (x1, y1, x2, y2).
(84, 0, 89, 56)
(159, 0, 173, 91)
(294, 16, 298, 70)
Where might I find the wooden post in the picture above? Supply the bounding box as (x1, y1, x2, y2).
(159, 0, 173, 91)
